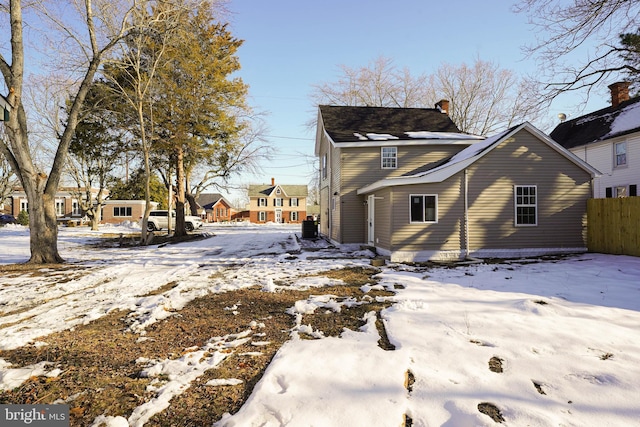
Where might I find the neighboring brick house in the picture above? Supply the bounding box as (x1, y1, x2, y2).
(248, 178, 308, 223)
(9, 187, 95, 220)
(550, 82, 640, 198)
(9, 187, 155, 225)
(196, 193, 234, 222)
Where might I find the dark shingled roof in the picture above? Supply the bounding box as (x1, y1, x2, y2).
(550, 97, 640, 149)
(319, 105, 461, 143)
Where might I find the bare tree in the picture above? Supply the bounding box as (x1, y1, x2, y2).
(427, 59, 548, 135)
(0, 0, 136, 263)
(310, 56, 430, 108)
(311, 55, 546, 136)
(514, 0, 640, 101)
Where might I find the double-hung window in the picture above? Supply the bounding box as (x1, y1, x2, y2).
(258, 198, 267, 207)
(515, 185, 537, 226)
(381, 147, 397, 169)
(290, 198, 299, 207)
(614, 142, 627, 167)
(258, 211, 266, 222)
(410, 195, 437, 223)
(290, 211, 299, 221)
(274, 198, 283, 207)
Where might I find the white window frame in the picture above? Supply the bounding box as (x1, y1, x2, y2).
(274, 198, 283, 207)
(55, 199, 65, 216)
(614, 142, 627, 168)
(409, 194, 438, 223)
(72, 200, 81, 216)
(615, 186, 627, 198)
(113, 206, 132, 217)
(258, 211, 266, 222)
(258, 198, 267, 207)
(290, 198, 299, 207)
(290, 211, 299, 221)
(381, 147, 397, 169)
(514, 185, 538, 226)
(20, 200, 28, 213)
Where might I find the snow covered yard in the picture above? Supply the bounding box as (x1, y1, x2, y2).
(0, 222, 639, 426)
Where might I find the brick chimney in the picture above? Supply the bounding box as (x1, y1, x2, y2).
(271, 177, 275, 186)
(608, 82, 630, 108)
(435, 99, 449, 115)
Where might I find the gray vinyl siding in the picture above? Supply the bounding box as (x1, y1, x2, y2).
(465, 128, 591, 250)
(340, 145, 465, 244)
(371, 188, 392, 249)
(388, 176, 465, 252)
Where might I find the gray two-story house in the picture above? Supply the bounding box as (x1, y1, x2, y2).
(315, 104, 598, 262)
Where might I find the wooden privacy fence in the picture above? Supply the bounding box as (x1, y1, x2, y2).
(587, 197, 640, 257)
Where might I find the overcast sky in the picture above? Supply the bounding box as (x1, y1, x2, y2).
(224, 0, 609, 201)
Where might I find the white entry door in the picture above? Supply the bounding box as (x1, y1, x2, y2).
(275, 209, 282, 223)
(367, 195, 375, 246)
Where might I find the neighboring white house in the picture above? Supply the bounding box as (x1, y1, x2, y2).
(551, 82, 640, 198)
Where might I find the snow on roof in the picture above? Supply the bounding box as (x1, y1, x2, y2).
(365, 133, 399, 140)
(405, 131, 484, 140)
(605, 99, 640, 138)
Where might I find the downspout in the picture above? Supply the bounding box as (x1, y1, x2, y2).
(464, 168, 469, 258)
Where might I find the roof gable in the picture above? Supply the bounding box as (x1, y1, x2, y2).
(551, 97, 640, 149)
(248, 184, 308, 198)
(358, 122, 599, 194)
(319, 105, 464, 143)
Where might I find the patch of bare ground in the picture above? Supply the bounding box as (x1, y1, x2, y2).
(0, 267, 393, 426)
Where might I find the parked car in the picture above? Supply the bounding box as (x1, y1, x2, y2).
(144, 210, 203, 232)
(0, 214, 17, 225)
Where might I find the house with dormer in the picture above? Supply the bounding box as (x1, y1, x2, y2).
(247, 178, 308, 223)
(315, 104, 598, 262)
(551, 81, 640, 198)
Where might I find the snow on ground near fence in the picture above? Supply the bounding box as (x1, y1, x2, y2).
(1, 222, 639, 426)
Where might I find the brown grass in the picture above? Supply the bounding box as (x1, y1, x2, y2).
(0, 267, 393, 426)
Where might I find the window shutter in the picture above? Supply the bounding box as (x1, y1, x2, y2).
(605, 187, 613, 198)
(630, 185, 637, 197)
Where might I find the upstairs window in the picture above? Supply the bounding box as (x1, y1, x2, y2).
(515, 185, 537, 226)
(274, 198, 283, 207)
(615, 142, 627, 167)
(382, 147, 397, 169)
(258, 198, 267, 207)
(410, 195, 437, 223)
(290, 198, 299, 207)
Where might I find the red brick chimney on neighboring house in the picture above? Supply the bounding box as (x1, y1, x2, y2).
(609, 82, 630, 108)
(435, 99, 450, 115)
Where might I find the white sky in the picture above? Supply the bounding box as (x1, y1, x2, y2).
(1, 222, 639, 426)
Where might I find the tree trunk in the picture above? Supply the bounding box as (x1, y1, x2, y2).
(25, 187, 64, 264)
(174, 147, 186, 237)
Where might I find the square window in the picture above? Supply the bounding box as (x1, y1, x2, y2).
(381, 147, 397, 169)
(409, 195, 437, 223)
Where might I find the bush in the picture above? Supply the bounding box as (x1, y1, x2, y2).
(17, 210, 29, 226)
